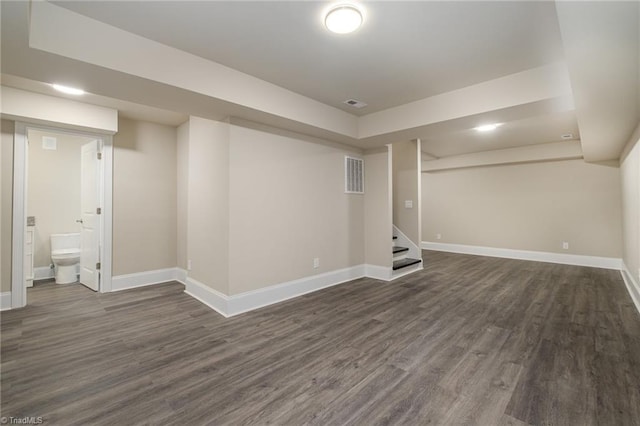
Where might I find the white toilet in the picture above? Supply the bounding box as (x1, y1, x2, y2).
(51, 233, 81, 284)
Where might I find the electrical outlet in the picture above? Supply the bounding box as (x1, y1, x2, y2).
(562, 242, 569, 250)
(313, 258, 320, 269)
(187, 259, 192, 271)
(436, 233, 442, 240)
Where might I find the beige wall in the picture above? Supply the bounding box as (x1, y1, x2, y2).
(1, 120, 14, 293)
(227, 124, 364, 294)
(621, 126, 640, 284)
(1, 86, 118, 134)
(422, 159, 623, 258)
(364, 149, 392, 268)
(176, 121, 189, 271)
(27, 130, 93, 267)
(186, 117, 230, 294)
(113, 118, 177, 275)
(392, 140, 420, 244)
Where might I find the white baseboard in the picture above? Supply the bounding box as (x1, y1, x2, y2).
(421, 241, 622, 270)
(184, 265, 368, 317)
(0, 292, 11, 311)
(621, 262, 640, 314)
(228, 265, 366, 316)
(111, 268, 183, 292)
(365, 264, 392, 281)
(391, 263, 424, 280)
(34, 266, 54, 280)
(175, 268, 187, 284)
(184, 277, 229, 318)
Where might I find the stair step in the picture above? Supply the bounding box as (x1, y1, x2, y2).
(393, 246, 409, 254)
(393, 258, 422, 271)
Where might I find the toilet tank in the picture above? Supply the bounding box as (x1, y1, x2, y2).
(50, 233, 81, 252)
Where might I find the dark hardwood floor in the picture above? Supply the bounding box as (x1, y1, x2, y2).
(2, 251, 639, 425)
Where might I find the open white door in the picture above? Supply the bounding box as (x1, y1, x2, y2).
(80, 140, 100, 291)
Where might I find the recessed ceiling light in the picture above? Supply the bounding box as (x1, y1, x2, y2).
(475, 123, 502, 132)
(52, 84, 85, 95)
(324, 4, 364, 34)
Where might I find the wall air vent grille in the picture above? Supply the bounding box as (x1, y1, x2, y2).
(345, 156, 364, 194)
(42, 136, 57, 150)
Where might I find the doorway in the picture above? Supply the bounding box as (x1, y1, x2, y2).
(11, 123, 113, 308)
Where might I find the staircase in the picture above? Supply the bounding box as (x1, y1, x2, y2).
(392, 235, 422, 272)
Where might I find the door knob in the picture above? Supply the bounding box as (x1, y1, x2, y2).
(76, 219, 83, 224)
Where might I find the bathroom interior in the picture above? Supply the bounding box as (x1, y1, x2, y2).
(26, 129, 94, 291)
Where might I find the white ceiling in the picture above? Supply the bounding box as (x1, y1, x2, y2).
(1, 74, 188, 127)
(422, 110, 579, 158)
(51, 1, 566, 116)
(1, 1, 638, 162)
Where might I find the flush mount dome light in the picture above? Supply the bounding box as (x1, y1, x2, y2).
(475, 123, 502, 132)
(52, 84, 85, 95)
(324, 4, 364, 34)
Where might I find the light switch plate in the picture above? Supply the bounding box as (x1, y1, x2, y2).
(405, 200, 413, 209)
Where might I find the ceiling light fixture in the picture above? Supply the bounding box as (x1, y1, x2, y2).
(475, 123, 502, 132)
(324, 4, 364, 34)
(52, 84, 85, 95)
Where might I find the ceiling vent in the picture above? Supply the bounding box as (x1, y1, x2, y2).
(42, 136, 57, 150)
(343, 99, 368, 109)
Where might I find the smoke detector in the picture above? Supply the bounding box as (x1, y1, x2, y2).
(343, 99, 368, 109)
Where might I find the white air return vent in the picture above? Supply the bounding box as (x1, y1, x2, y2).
(345, 156, 364, 194)
(343, 99, 368, 109)
(42, 136, 57, 150)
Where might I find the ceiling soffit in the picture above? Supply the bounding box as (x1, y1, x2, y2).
(21, 1, 576, 156)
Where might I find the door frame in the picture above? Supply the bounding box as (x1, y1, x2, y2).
(11, 122, 113, 308)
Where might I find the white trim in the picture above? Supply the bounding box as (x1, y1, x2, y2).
(175, 268, 188, 285)
(365, 262, 423, 282)
(0, 292, 12, 311)
(394, 225, 422, 259)
(365, 264, 392, 281)
(184, 265, 368, 317)
(416, 138, 422, 251)
(228, 265, 366, 316)
(34, 266, 55, 281)
(391, 262, 424, 280)
(621, 262, 640, 314)
(111, 268, 182, 292)
(11, 123, 114, 306)
(183, 276, 229, 318)
(12, 123, 27, 308)
(421, 241, 622, 270)
(99, 137, 114, 293)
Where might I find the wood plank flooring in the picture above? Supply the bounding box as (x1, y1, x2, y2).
(1, 251, 639, 425)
